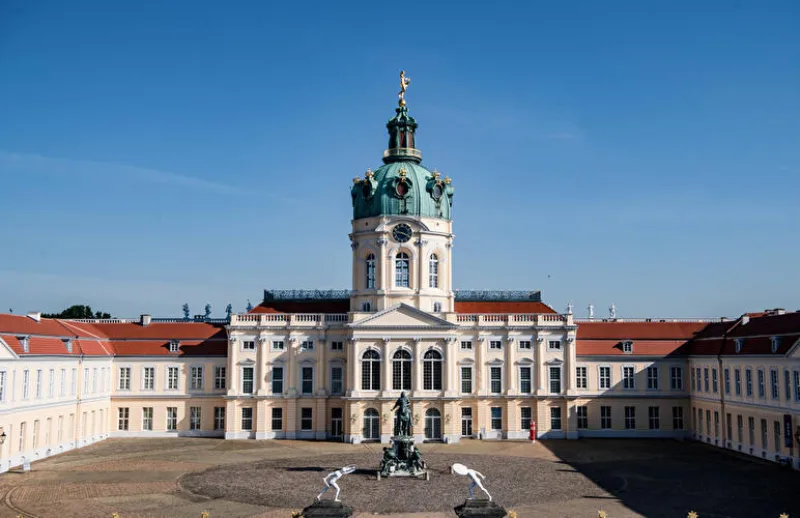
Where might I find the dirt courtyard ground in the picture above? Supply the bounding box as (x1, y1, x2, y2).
(0, 438, 798, 518)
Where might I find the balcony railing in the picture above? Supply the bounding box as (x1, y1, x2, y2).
(230, 313, 348, 326)
(456, 314, 568, 326)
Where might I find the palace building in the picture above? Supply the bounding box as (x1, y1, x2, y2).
(1, 77, 799, 473)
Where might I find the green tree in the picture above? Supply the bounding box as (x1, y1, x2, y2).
(42, 305, 112, 319)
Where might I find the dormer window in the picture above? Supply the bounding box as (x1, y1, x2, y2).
(734, 339, 743, 353)
(622, 341, 633, 354)
(771, 337, 780, 353)
(18, 336, 30, 353)
(62, 338, 73, 353)
(169, 340, 180, 353)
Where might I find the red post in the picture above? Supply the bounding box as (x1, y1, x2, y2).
(529, 420, 537, 443)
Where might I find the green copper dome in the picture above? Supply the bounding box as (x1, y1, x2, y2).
(351, 85, 454, 220)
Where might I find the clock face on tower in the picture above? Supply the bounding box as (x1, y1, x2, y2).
(392, 223, 413, 243)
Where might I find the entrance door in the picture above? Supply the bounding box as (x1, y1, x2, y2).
(461, 407, 473, 437)
(331, 408, 343, 441)
(424, 409, 442, 441)
(363, 408, 380, 441)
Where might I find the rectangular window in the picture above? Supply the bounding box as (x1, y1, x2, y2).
(214, 407, 225, 430)
(331, 366, 343, 395)
(272, 340, 285, 351)
(600, 406, 612, 429)
(92, 368, 98, 394)
(774, 421, 782, 454)
(83, 368, 89, 395)
(214, 367, 226, 390)
(242, 340, 256, 351)
(575, 367, 587, 389)
(737, 415, 743, 443)
(706, 410, 711, 435)
(242, 367, 254, 394)
(770, 370, 779, 400)
(691, 367, 696, 391)
(167, 407, 178, 431)
(272, 407, 283, 430)
(301, 340, 314, 352)
(625, 406, 636, 429)
(241, 408, 253, 431)
(167, 367, 179, 390)
(142, 407, 153, 431)
(648, 406, 660, 430)
(599, 367, 611, 389)
(647, 366, 659, 390)
(60, 368, 66, 396)
(519, 340, 531, 350)
(746, 369, 753, 396)
(735, 369, 742, 396)
(190, 366, 204, 391)
(490, 367, 502, 394)
(672, 407, 684, 430)
(550, 407, 562, 430)
(272, 367, 284, 395)
(190, 407, 202, 430)
(461, 367, 472, 394)
(302, 367, 314, 394)
(795, 371, 800, 401)
(696, 368, 701, 392)
(671, 367, 683, 390)
(714, 411, 719, 437)
(118, 408, 129, 431)
(757, 370, 765, 398)
(23, 369, 30, 399)
(727, 413, 732, 440)
(760, 419, 767, 449)
(548, 340, 561, 350)
(712, 368, 718, 393)
(143, 367, 155, 390)
(118, 367, 131, 390)
(549, 367, 561, 394)
(0, 371, 5, 402)
(521, 407, 532, 431)
(331, 341, 343, 351)
(703, 368, 709, 392)
(489, 340, 502, 350)
(623, 366, 635, 389)
(724, 368, 730, 394)
(48, 369, 55, 397)
(490, 407, 502, 430)
(460, 340, 472, 350)
(35, 369, 43, 398)
(301, 407, 313, 430)
(785, 370, 791, 401)
(577, 406, 588, 429)
(748, 416, 755, 444)
(519, 367, 532, 394)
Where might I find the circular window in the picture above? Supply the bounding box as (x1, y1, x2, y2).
(392, 223, 413, 243)
(396, 182, 409, 197)
(432, 183, 443, 200)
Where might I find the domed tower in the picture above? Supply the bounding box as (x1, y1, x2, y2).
(350, 71, 455, 313)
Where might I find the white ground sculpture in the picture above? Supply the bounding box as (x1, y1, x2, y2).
(316, 465, 356, 502)
(451, 463, 492, 501)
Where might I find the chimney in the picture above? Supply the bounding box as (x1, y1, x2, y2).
(741, 315, 750, 325)
(772, 308, 786, 315)
(140, 314, 152, 326)
(27, 312, 41, 322)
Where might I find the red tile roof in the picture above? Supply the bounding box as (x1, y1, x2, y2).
(577, 339, 688, 356)
(90, 322, 226, 340)
(453, 301, 557, 314)
(576, 321, 709, 340)
(728, 311, 800, 337)
(111, 339, 227, 357)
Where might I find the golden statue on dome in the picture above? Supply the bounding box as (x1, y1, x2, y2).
(398, 70, 411, 106)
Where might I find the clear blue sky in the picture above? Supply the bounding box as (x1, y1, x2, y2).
(1, 1, 798, 318)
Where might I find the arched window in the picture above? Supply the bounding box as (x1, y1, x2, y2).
(363, 408, 380, 440)
(433, 302, 442, 313)
(366, 254, 376, 289)
(392, 349, 412, 391)
(423, 349, 443, 390)
(361, 301, 372, 312)
(395, 253, 409, 287)
(361, 349, 381, 391)
(424, 408, 442, 440)
(429, 254, 439, 288)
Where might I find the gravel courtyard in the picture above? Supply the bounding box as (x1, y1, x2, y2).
(0, 438, 797, 517)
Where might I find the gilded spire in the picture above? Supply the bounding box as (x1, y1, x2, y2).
(398, 70, 411, 106)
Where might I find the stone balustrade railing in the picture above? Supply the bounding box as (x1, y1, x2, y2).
(230, 313, 350, 326)
(455, 313, 569, 326)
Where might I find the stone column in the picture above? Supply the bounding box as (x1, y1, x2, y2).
(443, 337, 456, 397)
(476, 336, 485, 396)
(256, 336, 267, 396)
(505, 336, 516, 395)
(227, 335, 238, 396)
(535, 337, 545, 394)
(287, 337, 298, 397)
(381, 338, 392, 395)
(347, 339, 358, 397)
(565, 336, 575, 394)
(316, 338, 328, 396)
(412, 338, 423, 397)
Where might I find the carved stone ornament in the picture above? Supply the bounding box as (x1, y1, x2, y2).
(536, 337, 545, 344)
(477, 336, 486, 343)
(351, 242, 359, 250)
(567, 337, 575, 344)
(506, 337, 515, 344)
(376, 238, 388, 246)
(258, 336, 268, 344)
(445, 336, 458, 342)
(288, 337, 298, 344)
(382, 337, 391, 345)
(413, 337, 423, 343)
(229, 336, 238, 344)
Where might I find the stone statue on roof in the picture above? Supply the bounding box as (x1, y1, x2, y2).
(609, 303, 616, 319)
(204, 304, 212, 318)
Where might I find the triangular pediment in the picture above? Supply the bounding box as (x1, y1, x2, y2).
(786, 337, 800, 358)
(350, 304, 456, 329)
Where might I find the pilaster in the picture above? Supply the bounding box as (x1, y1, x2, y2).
(287, 337, 298, 397)
(315, 398, 327, 440)
(285, 398, 298, 440)
(256, 336, 267, 395)
(476, 336, 485, 396)
(505, 336, 516, 395)
(316, 338, 328, 397)
(412, 338, 423, 397)
(381, 338, 392, 395)
(347, 339, 358, 397)
(535, 336, 545, 395)
(565, 335, 576, 395)
(227, 335, 238, 396)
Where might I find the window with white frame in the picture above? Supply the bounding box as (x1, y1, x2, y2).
(489, 340, 502, 350)
(362, 301, 372, 312)
(143, 367, 155, 390)
(519, 340, 531, 350)
(576, 406, 588, 429)
(92, 368, 98, 394)
(48, 369, 55, 397)
(190, 407, 202, 430)
(191, 366, 204, 391)
(366, 253, 376, 289)
(301, 407, 313, 430)
(599, 366, 611, 389)
(272, 340, 285, 351)
(785, 370, 791, 401)
(331, 341, 343, 351)
(271, 407, 283, 430)
(118, 367, 131, 390)
(622, 341, 633, 353)
(118, 408, 129, 431)
(142, 407, 153, 431)
(433, 302, 442, 312)
(0, 370, 6, 402)
(241, 408, 253, 430)
(301, 366, 313, 394)
(770, 369, 779, 400)
(60, 368, 66, 396)
(242, 367, 254, 394)
(331, 365, 343, 395)
(771, 336, 780, 353)
(757, 370, 765, 398)
(748, 416, 755, 444)
(521, 406, 532, 430)
(214, 407, 225, 430)
(361, 350, 381, 391)
(550, 407, 562, 430)
(242, 340, 256, 351)
(301, 340, 314, 352)
(461, 366, 472, 394)
(167, 407, 178, 431)
(269, 366, 282, 394)
(672, 406, 684, 430)
(737, 414, 743, 442)
(23, 369, 30, 399)
(395, 252, 410, 287)
(648, 406, 660, 430)
(549, 366, 561, 394)
(622, 366, 635, 389)
(423, 350, 443, 390)
(36, 369, 43, 398)
(83, 367, 89, 395)
(393, 350, 412, 391)
(735, 369, 741, 395)
(712, 368, 718, 393)
(794, 371, 800, 401)
(519, 366, 532, 394)
(490, 407, 502, 430)
(624, 406, 636, 429)
(490, 367, 502, 394)
(429, 254, 439, 288)
(576, 366, 587, 389)
(724, 368, 730, 394)
(745, 369, 753, 396)
(461, 340, 473, 350)
(169, 340, 180, 353)
(548, 340, 561, 350)
(601, 405, 612, 429)
(214, 366, 226, 390)
(167, 366, 179, 390)
(671, 367, 683, 390)
(647, 366, 659, 390)
(703, 367, 709, 392)
(695, 367, 701, 391)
